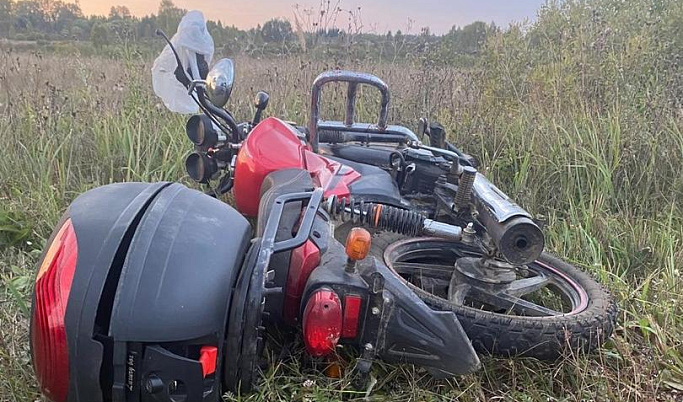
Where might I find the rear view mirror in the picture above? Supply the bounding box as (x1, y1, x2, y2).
(205, 58, 235, 108)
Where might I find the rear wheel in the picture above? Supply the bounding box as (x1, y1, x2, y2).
(370, 233, 617, 360)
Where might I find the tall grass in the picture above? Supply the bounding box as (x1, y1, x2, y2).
(1, 0, 682, 400)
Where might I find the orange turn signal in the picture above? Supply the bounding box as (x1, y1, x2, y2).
(345, 228, 372, 261)
(324, 361, 343, 378)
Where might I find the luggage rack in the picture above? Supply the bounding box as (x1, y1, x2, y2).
(308, 70, 421, 152)
(224, 188, 323, 393)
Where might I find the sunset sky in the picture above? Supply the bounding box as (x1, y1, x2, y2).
(69, 0, 545, 34)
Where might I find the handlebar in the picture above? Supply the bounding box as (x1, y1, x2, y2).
(195, 87, 241, 142)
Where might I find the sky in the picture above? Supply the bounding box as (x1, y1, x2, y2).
(70, 0, 546, 34)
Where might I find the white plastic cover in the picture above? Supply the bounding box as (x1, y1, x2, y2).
(152, 11, 215, 114)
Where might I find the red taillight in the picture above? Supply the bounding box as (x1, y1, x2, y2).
(341, 295, 362, 339)
(302, 289, 342, 357)
(31, 218, 78, 402)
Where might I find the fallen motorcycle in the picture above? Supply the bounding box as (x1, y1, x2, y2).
(29, 13, 617, 402)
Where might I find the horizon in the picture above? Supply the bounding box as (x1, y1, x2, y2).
(66, 0, 545, 34)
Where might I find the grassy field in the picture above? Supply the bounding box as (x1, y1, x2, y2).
(1, 0, 682, 401)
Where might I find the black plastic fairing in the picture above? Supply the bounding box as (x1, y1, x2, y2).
(299, 239, 479, 376)
(325, 156, 403, 206)
(138, 345, 206, 402)
(65, 182, 171, 402)
(359, 259, 480, 376)
(223, 242, 261, 393)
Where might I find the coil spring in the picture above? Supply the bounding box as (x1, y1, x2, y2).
(325, 195, 425, 237)
(455, 166, 477, 210)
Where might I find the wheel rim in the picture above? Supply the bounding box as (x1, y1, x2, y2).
(383, 238, 589, 317)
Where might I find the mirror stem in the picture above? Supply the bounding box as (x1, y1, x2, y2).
(252, 108, 265, 126)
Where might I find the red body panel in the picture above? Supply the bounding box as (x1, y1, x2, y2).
(233, 117, 360, 216)
(283, 240, 321, 325)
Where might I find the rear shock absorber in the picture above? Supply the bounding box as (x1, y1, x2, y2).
(324, 195, 463, 240)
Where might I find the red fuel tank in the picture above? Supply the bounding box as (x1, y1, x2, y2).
(233, 117, 360, 216)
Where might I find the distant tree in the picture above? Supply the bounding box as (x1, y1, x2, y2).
(13, 0, 45, 32)
(0, 0, 13, 36)
(109, 5, 131, 20)
(90, 21, 109, 48)
(320, 27, 341, 38)
(53, 2, 82, 34)
(262, 19, 293, 42)
(440, 20, 492, 59)
(459, 21, 488, 54)
(157, 0, 184, 35)
(0, 0, 499, 64)
(72, 17, 91, 39)
(219, 24, 245, 54)
(207, 19, 225, 43)
(0, 0, 11, 20)
(137, 16, 156, 38)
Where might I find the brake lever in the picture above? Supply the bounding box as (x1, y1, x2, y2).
(188, 79, 206, 95)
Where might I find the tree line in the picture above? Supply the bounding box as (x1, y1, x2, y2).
(0, 0, 497, 63)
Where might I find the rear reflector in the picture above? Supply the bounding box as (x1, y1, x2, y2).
(302, 289, 342, 357)
(31, 218, 78, 402)
(199, 346, 218, 378)
(342, 295, 362, 339)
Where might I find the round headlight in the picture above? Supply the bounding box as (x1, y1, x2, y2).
(186, 115, 218, 147)
(185, 152, 217, 183)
